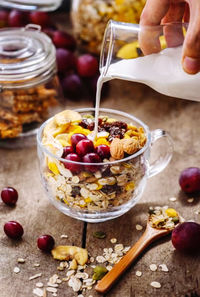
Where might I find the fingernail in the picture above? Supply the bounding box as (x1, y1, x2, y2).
(183, 56, 200, 74)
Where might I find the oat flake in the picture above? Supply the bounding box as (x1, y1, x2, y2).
(36, 282, 44, 288)
(13, 267, 20, 273)
(96, 256, 106, 263)
(149, 264, 157, 271)
(110, 238, 117, 243)
(29, 273, 42, 280)
(47, 287, 58, 293)
(159, 264, 169, 272)
(33, 288, 44, 297)
(150, 281, 161, 288)
(187, 198, 194, 203)
(136, 224, 143, 231)
(60, 234, 68, 239)
(135, 271, 142, 277)
(17, 258, 25, 263)
(169, 197, 177, 202)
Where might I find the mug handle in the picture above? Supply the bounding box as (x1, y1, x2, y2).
(147, 129, 174, 178)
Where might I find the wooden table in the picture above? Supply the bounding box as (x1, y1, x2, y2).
(1, 15, 200, 297)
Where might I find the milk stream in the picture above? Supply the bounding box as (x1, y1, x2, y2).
(94, 46, 200, 138)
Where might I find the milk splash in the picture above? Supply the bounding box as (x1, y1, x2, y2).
(94, 46, 200, 138)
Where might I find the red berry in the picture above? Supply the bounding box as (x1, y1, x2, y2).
(61, 74, 83, 98)
(8, 10, 29, 27)
(53, 30, 76, 51)
(179, 167, 200, 193)
(37, 234, 55, 252)
(76, 54, 98, 77)
(96, 145, 110, 160)
(1, 187, 18, 206)
(56, 48, 76, 73)
(62, 146, 74, 158)
(4, 221, 24, 239)
(64, 153, 82, 173)
(172, 222, 200, 254)
(71, 133, 87, 149)
(29, 11, 50, 27)
(76, 139, 94, 156)
(0, 10, 9, 28)
(83, 153, 101, 172)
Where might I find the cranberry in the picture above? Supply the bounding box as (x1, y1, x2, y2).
(83, 153, 101, 173)
(64, 153, 82, 173)
(62, 146, 74, 158)
(76, 139, 94, 156)
(76, 54, 99, 77)
(179, 167, 200, 193)
(1, 187, 18, 206)
(0, 10, 9, 28)
(37, 234, 55, 252)
(96, 145, 110, 160)
(56, 49, 76, 73)
(8, 10, 29, 27)
(172, 222, 200, 254)
(71, 133, 87, 149)
(29, 12, 50, 27)
(4, 221, 24, 239)
(61, 74, 83, 98)
(53, 30, 76, 51)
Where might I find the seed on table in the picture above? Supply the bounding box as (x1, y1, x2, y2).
(135, 271, 142, 277)
(17, 258, 25, 263)
(13, 267, 20, 273)
(169, 197, 177, 202)
(159, 264, 169, 272)
(149, 264, 157, 271)
(29, 273, 42, 280)
(110, 238, 117, 243)
(136, 224, 143, 231)
(187, 198, 194, 203)
(36, 282, 44, 288)
(150, 281, 161, 288)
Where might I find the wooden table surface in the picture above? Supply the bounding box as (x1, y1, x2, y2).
(1, 14, 200, 297)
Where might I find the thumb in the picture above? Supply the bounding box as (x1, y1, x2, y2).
(182, 0, 200, 74)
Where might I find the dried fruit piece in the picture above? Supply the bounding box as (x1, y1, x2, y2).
(110, 138, 124, 160)
(51, 246, 88, 265)
(54, 110, 82, 126)
(93, 231, 106, 239)
(93, 265, 108, 280)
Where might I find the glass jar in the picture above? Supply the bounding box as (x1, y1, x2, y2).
(0, 0, 63, 11)
(71, 0, 146, 54)
(0, 24, 63, 147)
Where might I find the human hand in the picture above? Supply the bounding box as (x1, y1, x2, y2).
(139, 0, 200, 74)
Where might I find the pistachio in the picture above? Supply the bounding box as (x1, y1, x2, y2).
(93, 231, 106, 239)
(92, 266, 108, 280)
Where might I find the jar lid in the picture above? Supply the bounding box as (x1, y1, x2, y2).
(0, 24, 56, 89)
(0, 0, 63, 11)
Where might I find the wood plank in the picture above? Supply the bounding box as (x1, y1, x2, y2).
(85, 80, 200, 297)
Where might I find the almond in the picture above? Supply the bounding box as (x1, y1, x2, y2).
(110, 138, 124, 160)
(122, 138, 139, 155)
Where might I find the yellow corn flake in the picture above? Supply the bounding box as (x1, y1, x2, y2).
(106, 118, 117, 123)
(48, 162, 59, 175)
(84, 197, 92, 203)
(96, 183, 103, 190)
(117, 41, 139, 59)
(165, 208, 178, 218)
(123, 163, 132, 169)
(124, 133, 131, 139)
(128, 124, 138, 131)
(125, 182, 135, 191)
(59, 139, 69, 147)
(94, 138, 110, 147)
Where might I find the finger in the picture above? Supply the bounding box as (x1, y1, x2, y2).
(183, 3, 190, 22)
(139, 0, 170, 55)
(182, 0, 200, 74)
(162, 2, 185, 48)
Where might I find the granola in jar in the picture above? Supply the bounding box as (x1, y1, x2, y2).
(72, 0, 146, 54)
(40, 109, 147, 212)
(0, 25, 62, 140)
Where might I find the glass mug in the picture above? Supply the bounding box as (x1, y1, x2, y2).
(100, 21, 200, 101)
(37, 108, 173, 223)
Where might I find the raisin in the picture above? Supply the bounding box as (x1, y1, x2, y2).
(101, 184, 121, 194)
(71, 186, 81, 197)
(79, 119, 89, 129)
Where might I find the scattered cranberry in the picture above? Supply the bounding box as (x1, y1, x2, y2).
(64, 153, 82, 173)
(83, 153, 101, 172)
(29, 11, 50, 27)
(1, 187, 18, 206)
(71, 133, 87, 149)
(76, 54, 99, 77)
(96, 145, 110, 160)
(4, 221, 24, 239)
(62, 146, 74, 158)
(53, 30, 76, 51)
(56, 48, 76, 73)
(8, 10, 29, 27)
(37, 234, 55, 252)
(61, 74, 83, 98)
(76, 139, 94, 156)
(172, 222, 200, 254)
(0, 10, 9, 28)
(179, 167, 200, 193)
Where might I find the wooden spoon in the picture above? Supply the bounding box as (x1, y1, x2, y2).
(95, 219, 175, 294)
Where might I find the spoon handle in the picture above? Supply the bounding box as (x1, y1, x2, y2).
(95, 227, 158, 294)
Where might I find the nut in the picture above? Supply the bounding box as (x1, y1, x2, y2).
(51, 246, 88, 265)
(110, 138, 124, 160)
(121, 138, 139, 155)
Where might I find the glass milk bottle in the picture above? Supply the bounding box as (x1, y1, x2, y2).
(100, 21, 200, 101)
(0, 0, 63, 11)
